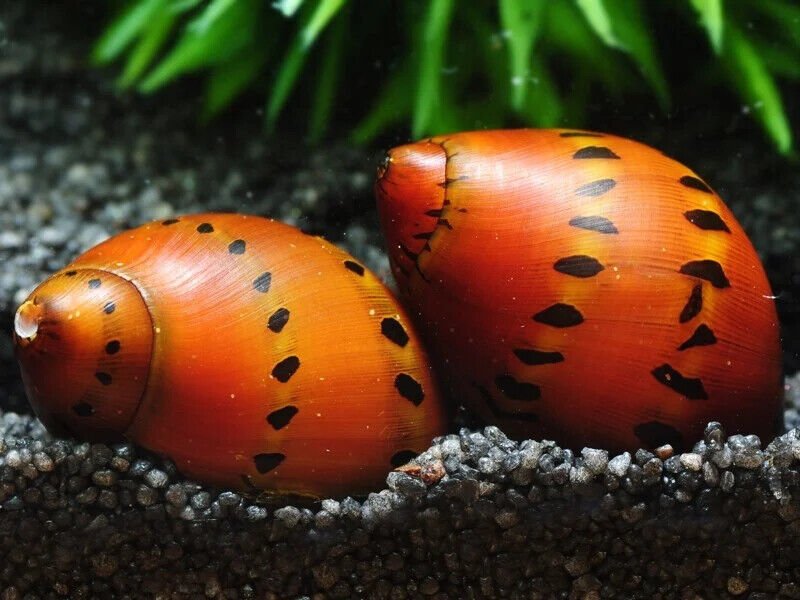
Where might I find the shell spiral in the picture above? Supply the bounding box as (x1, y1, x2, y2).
(376, 129, 782, 452)
(14, 213, 446, 497)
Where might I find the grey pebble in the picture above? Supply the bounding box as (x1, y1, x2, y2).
(680, 452, 703, 472)
(91, 469, 116, 487)
(274, 506, 301, 528)
(729, 434, 765, 469)
(711, 444, 734, 468)
(607, 452, 631, 477)
(217, 491, 241, 508)
(190, 491, 211, 510)
(581, 448, 609, 474)
(386, 471, 426, 497)
(721, 470, 736, 492)
(165, 484, 188, 507)
(144, 468, 169, 488)
(135, 485, 158, 506)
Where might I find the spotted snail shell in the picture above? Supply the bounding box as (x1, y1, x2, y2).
(376, 129, 782, 452)
(13, 213, 446, 497)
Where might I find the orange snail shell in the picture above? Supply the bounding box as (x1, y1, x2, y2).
(13, 213, 447, 498)
(376, 129, 783, 452)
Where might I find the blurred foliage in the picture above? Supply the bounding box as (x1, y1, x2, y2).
(93, 0, 799, 152)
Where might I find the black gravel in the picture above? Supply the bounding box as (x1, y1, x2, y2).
(4, 408, 800, 598)
(3, 3, 800, 598)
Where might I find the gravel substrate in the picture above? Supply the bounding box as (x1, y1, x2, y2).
(3, 3, 800, 598)
(4, 401, 800, 598)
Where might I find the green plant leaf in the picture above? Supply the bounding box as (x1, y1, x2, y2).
(722, 25, 792, 153)
(308, 13, 346, 142)
(611, 0, 669, 109)
(522, 57, 563, 126)
(202, 48, 268, 120)
(499, 0, 545, 109)
(139, 0, 260, 93)
(189, 0, 238, 33)
(351, 67, 413, 145)
(453, 2, 514, 131)
(575, 0, 623, 49)
(543, 0, 628, 95)
(753, 37, 800, 79)
(117, 8, 177, 88)
(92, 0, 163, 64)
(689, 0, 724, 53)
(265, 0, 347, 132)
(171, 0, 204, 13)
(749, 0, 800, 47)
(412, 0, 456, 138)
(272, 0, 306, 18)
(302, 0, 346, 48)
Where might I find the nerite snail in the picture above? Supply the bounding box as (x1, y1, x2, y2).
(376, 129, 782, 451)
(13, 213, 446, 497)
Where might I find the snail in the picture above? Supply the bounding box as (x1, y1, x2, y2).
(376, 129, 782, 451)
(13, 213, 446, 497)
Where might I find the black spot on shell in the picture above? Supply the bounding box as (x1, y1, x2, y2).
(395, 373, 424, 406)
(399, 243, 418, 261)
(103, 301, 116, 315)
(679, 175, 712, 193)
(162, 219, 180, 226)
(575, 178, 616, 197)
(65, 270, 78, 277)
(253, 453, 285, 474)
(381, 317, 409, 347)
(651, 364, 708, 400)
(268, 308, 290, 333)
(88, 279, 101, 289)
(272, 356, 300, 383)
(413, 231, 434, 240)
(684, 209, 730, 233)
(474, 383, 539, 422)
(634, 421, 684, 449)
(424, 209, 443, 218)
(679, 260, 730, 288)
(267, 405, 298, 430)
(197, 223, 214, 233)
(95, 372, 112, 386)
(253, 272, 272, 293)
(72, 402, 95, 417)
(573, 146, 620, 159)
(441, 176, 467, 188)
(105, 340, 120, 355)
(390, 450, 418, 468)
(678, 324, 717, 351)
(533, 304, 584, 328)
(554, 255, 604, 278)
(679, 284, 703, 323)
(437, 218, 453, 230)
(495, 374, 541, 401)
(569, 215, 619, 234)
(344, 260, 365, 276)
(560, 131, 604, 138)
(228, 239, 246, 254)
(513, 348, 565, 365)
